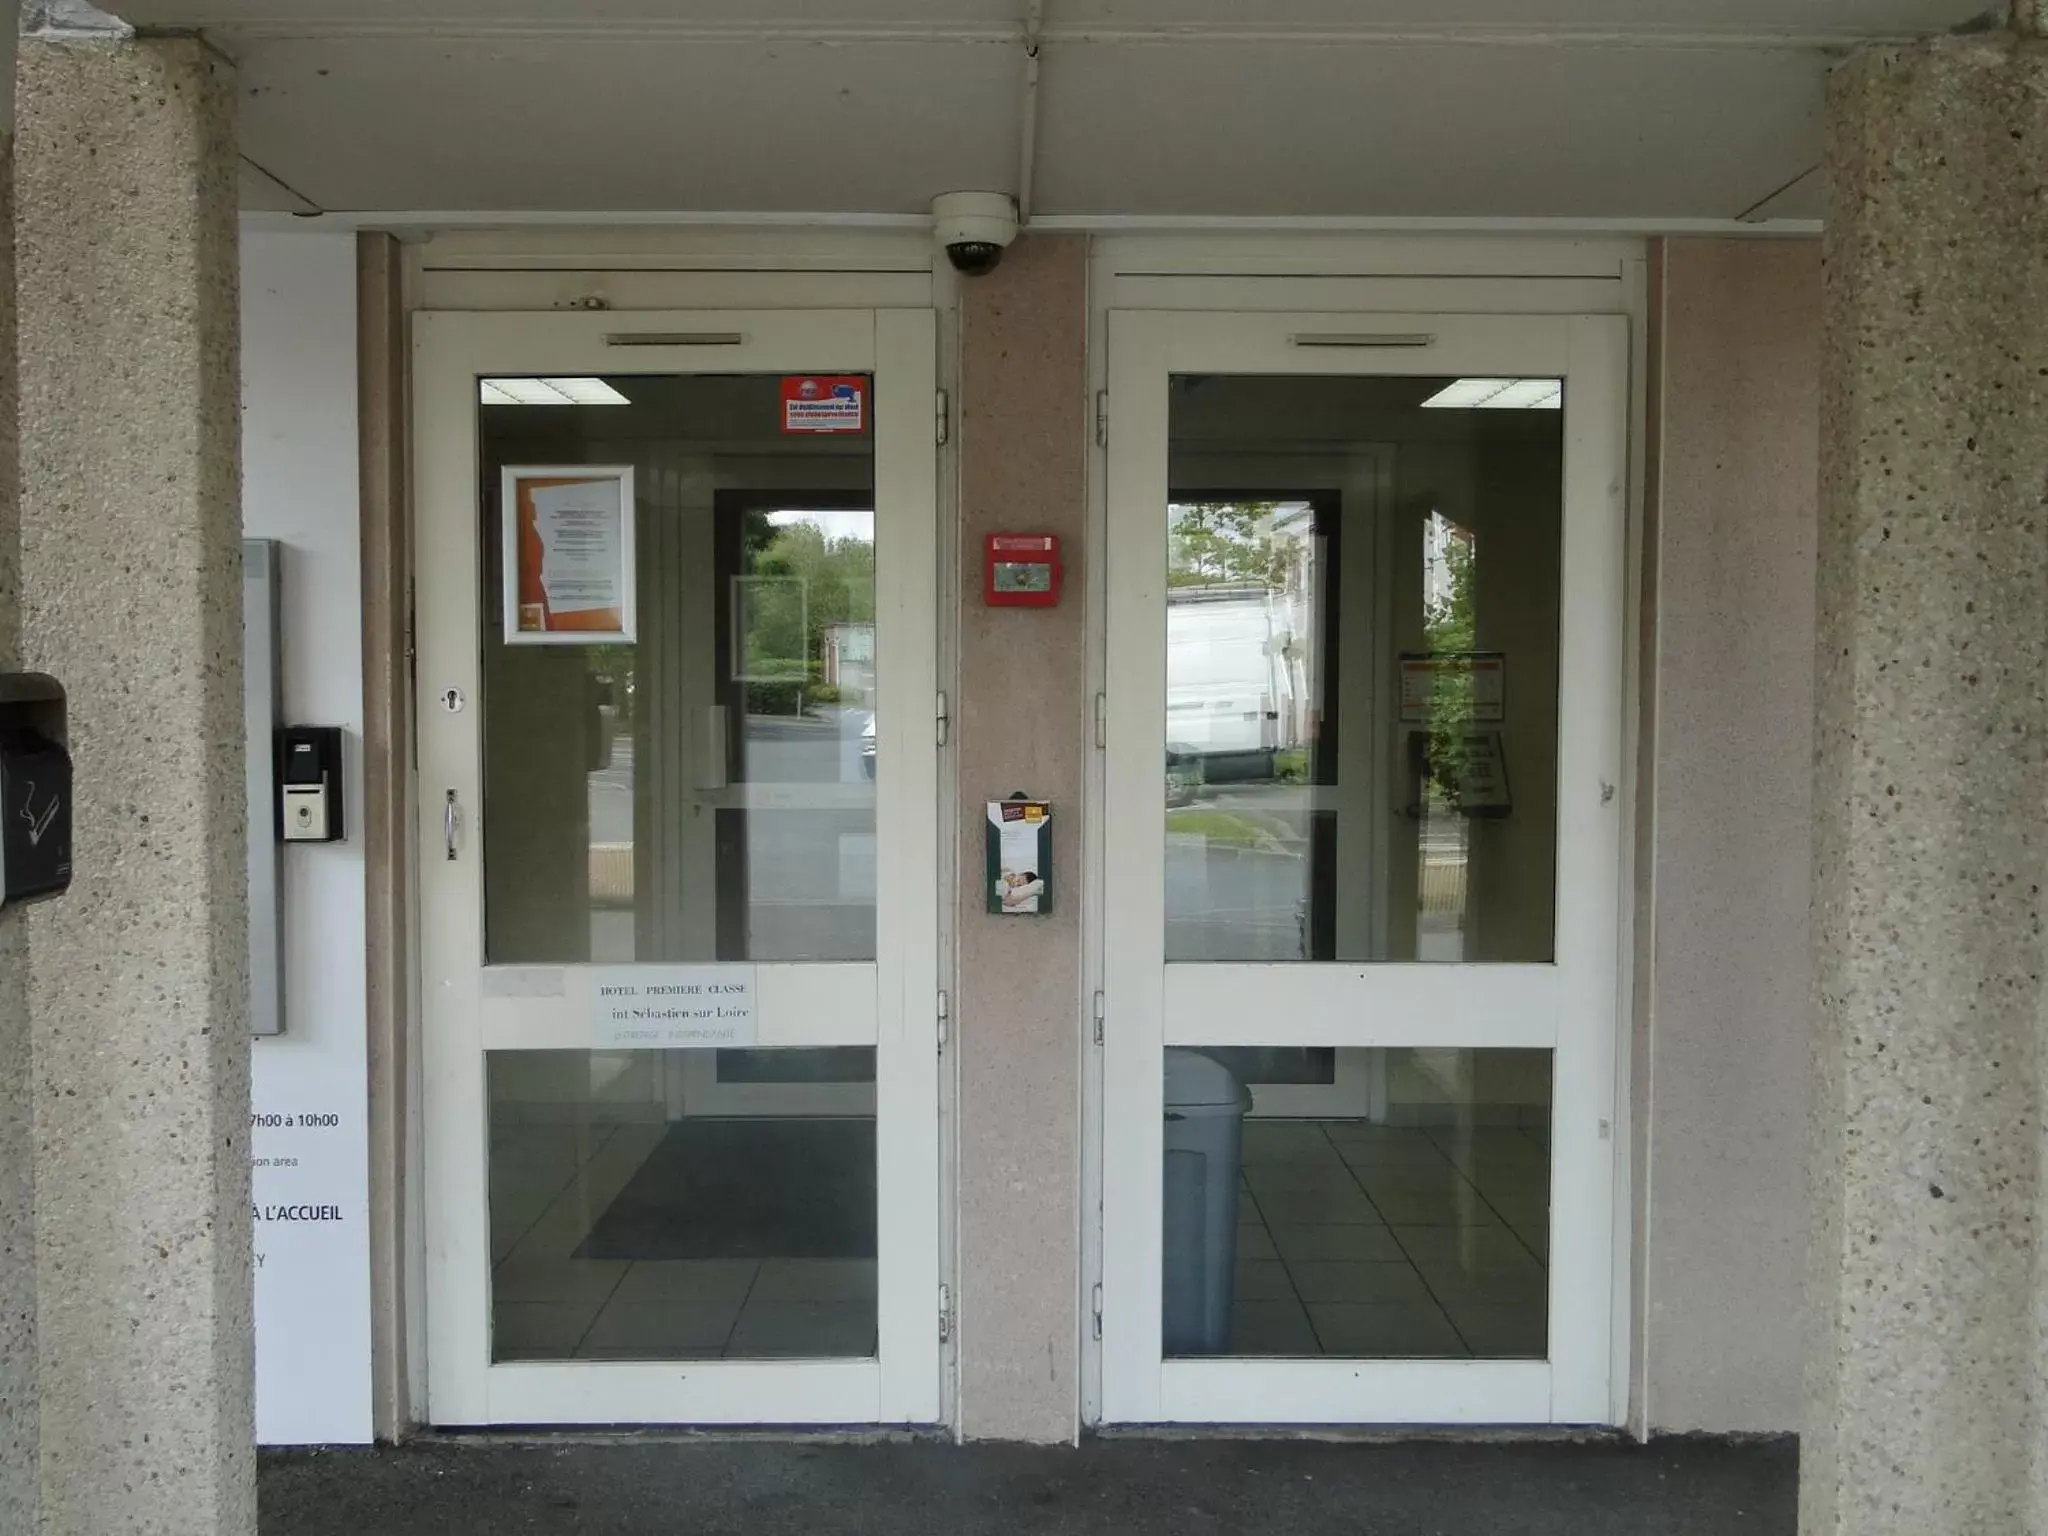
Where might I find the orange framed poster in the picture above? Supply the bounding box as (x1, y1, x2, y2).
(500, 465, 636, 645)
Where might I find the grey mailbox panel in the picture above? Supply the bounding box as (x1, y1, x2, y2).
(246, 538, 284, 1037)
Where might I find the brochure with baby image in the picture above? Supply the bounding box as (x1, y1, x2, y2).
(986, 798, 1052, 915)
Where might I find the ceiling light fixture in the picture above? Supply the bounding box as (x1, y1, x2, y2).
(478, 377, 632, 406)
(1421, 378, 1563, 410)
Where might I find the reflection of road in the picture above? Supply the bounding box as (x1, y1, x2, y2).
(585, 711, 876, 960)
(735, 715, 873, 929)
(588, 737, 636, 845)
(1163, 780, 1468, 962)
(1166, 783, 1311, 961)
(744, 710, 867, 785)
(588, 713, 869, 842)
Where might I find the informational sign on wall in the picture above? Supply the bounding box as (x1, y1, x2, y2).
(501, 465, 637, 644)
(779, 375, 867, 434)
(590, 964, 758, 1048)
(986, 798, 1052, 915)
(251, 1051, 373, 1444)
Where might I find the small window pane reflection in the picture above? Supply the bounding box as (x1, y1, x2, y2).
(477, 374, 878, 966)
(1163, 374, 1562, 963)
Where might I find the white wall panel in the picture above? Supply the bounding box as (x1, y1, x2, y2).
(242, 228, 374, 1447)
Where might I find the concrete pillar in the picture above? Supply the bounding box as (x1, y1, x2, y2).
(954, 235, 1088, 1442)
(1807, 27, 2048, 1536)
(17, 34, 252, 1536)
(0, 5, 30, 1531)
(358, 231, 415, 1440)
(1645, 238, 1819, 1436)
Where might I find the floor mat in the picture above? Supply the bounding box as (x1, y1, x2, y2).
(573, 1117, 876, 1261)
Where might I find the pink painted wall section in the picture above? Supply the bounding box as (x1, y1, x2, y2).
(954, 234, 1090, 1443)
(1644, 237, 1820, 1433)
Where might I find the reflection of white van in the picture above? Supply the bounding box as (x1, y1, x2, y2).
(1166, 586, 1297, 781)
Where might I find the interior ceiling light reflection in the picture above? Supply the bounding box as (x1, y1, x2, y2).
(479, 377, 632, 406)
(1421, 378, 1563, 410)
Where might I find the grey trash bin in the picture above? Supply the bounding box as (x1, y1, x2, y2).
(1161, 1047, 1253, 1357)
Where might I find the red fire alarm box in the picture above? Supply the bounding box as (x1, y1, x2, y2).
(985, 533, 1062, 607)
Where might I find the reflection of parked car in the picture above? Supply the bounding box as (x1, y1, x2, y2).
(860, 712, 876, 778)
(1166, 744, 1203, 808)
(1167, 588, 1295, 783)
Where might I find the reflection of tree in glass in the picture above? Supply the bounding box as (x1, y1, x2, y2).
(1168, 501, 1288, 589)
(745, 512, 876, 714)
(740, 578, 810, 685)
(588, 642, 635, 732)
(1423, 512, 1478, 801)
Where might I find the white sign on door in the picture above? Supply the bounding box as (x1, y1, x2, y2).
(590, 964, 758, 1048)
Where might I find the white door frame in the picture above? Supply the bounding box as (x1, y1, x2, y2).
(415, 307, 941, 1427)
(1099, 309, 1628, 1426)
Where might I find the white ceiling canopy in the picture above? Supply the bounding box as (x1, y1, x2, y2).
(91, 0, 2000, 223)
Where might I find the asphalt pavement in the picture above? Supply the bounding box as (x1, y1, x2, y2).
(260, 1433, 1796, 1536)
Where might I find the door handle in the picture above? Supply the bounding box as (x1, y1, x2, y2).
(1290, 332, 1436, 349)
(605, 331, 745, 347)
(444, 789, 461, 861)
(696, 705, 729, 792)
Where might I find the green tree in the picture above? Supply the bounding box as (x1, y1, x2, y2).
(1167, 501, 1288, 589)
(744, 516, 877, 713)
(1422, 516, 1479, 801)
(587, 642, 636, 732)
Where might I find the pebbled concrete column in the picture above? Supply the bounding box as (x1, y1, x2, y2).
(0, 5, 31, 1532)
(17, 34, 252, 1536)
(1807, 26, 2048, 1536)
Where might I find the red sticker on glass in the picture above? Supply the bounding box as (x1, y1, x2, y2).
(780, 376, 868, 434)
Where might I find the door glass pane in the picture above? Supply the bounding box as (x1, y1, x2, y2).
(488, 1048, 877, 1362)
(478, 374, 878, 964)
(1163, 375, 1562, 963)
(1161, 1047, 1551, 1360)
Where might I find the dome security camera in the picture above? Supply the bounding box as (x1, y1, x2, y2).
(932, 192, 1019, 276)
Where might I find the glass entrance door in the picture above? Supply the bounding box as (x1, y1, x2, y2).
(1100, 312, 1626, 1425)
(417, 310, 939, 1426)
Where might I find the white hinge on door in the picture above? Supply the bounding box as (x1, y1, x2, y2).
(939, 1284, 954, 1344)
(1094, 693, 1107, 750)
(1092, 990, 1105, 1047)
(1091, 1282, 1103, 1341)
(938, 990, 951, 1054)
(1094, 391, 1109, 448)
(935, 388, 950, 447)
(936, 691, 951, 748)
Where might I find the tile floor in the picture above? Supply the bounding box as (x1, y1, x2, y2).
(1216, 1119, 1550, 1359)
(489, 1116, 879, 1362)
(493, 1255, 878, 1362)
(485, 1112, 1546, 1365)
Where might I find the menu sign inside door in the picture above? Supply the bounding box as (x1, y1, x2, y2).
(501, 465, 637, 644)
